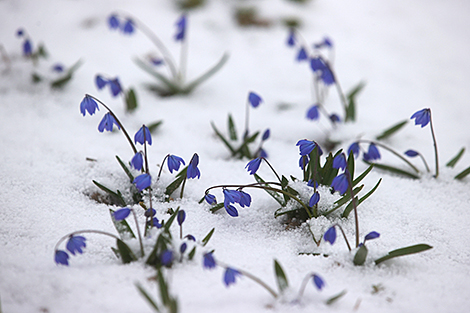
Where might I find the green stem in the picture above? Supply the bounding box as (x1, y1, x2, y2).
(130, 208, 145, 257)
(429, 111, 439, 178)
(180, 176, 188, 199)
(346, 172, 359, 248)
(261, 158, 282, 183)
(334, 223, 352, 251)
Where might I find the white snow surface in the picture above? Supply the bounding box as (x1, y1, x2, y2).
(1, 0, 470, 312)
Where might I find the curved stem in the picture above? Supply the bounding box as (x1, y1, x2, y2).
(429, 112, 439, 178)
(262, 158, 282, 183)
(296, 273, 314, 301)
(54, 229, 120, 252)
(418, 153, 431, 173)
(157, 154, 170, 181)
(130, 208, 144, 257)
(334, 223, 352, 251)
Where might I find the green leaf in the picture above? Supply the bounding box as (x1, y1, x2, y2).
(134, 57, 178, 91)
(375, 244, 433, 265)
(353, 245, 368, 266)
(227, 114, 237, 141)
(116, 239, 138, 264)
(211, 122, 236, 155)
(109, 209, 136, 239)
(188, 246, 196, 260)
(455, 166, 470, 180)
(366, 162, 420, 179)
(116, 155, 134, 183)
(326, 290, 347, 305)
(164, 168, 188, 198)
(376, 120, 408, 141)
(184, 53, 230, 93)
(31, 72, 42, 83)
(163, 208, 179, 233)
(342, 178, 382, 218)
(125, 88, 138, 112)
(202, 228, 215, 247)
(345, 81, 365, 122)
(446, 147, 465, 168)
(136, 284, 160, 312)
(157, 269, 171, 307)
(352, 164, 373, 187)
(347, 150, 355, 180)
(209, 202, 225, 213)
(147, 121, 163, 133)
(92, 180, 127, 206)
(273, 259, 289, 293)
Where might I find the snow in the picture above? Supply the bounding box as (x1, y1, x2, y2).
(1, 0, 470, 312)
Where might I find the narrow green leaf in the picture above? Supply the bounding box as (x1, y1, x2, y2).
(352, 165, 373, 187)
(116, 155, 134, 183)
(163, 208, 179, 233)
(211, 122, 236, 155)
(326, 290, 347, 305)
(347, 150, 355, 180)
(376, 120, 408, 141)
(375, 244, 433, 265)
(184, 53, 229, 93)
(209, 202, 225, 213)
(342, 178, 382, 218)
(455, 166, 470, 180)
(273, 260, 289, 293)
(345, 81, 365, 122)
(353, 245, 368, 266)
(92, 180, 127, 206)
(109, 209, 136, 239)
(202, 228, 215, 247)
(254, 174, 285, 206)
(116, 239, 138, 264)
(188, 246, 196, 260)
(125, 88, 138, 112)
(157, 269, 171, 307)
(136, 284, 160, 312)
(366, 162, 420, 179)
(134, 57, 177, 90)
(227, 114, 237, 141)
(164, 168, 187, 198)
(446, 147, 465, 168)
(148, 121, 163, 133)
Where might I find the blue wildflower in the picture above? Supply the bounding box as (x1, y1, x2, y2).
(23, 40, 32, 56)
(80, 95, 99, 116)
(363, 143, 381, 162)
(52, 64, 64, 72)
(296, 139, 322, 156)
(187, 153, 201, 179)
(95, 75, 107, 89)
(225, 204, 239, 217)
(108, 78, 122, 97)
(114, 208, 131, 221)
(203, 252, 216, 269)
(134, 125, 152, 145)
(55, 250, 69, 266)
(306, 104, 320, 120)
(299, 155, 309, 170)
(404, 149, 419, 157)
(223, 189, 241, 205)
(133, 173, 152, 191)
(310, 57, 335, 85)
(161, 250, 173, 266)
(314, 36, 333, 49)
(331, 172, 349, 195)
(245, 157, 262, 175)
(312, 274, 325, 290)
(258, 148, 268, 159)
(98, 112, 120, 132)
(238, 191, 251, 208)
(175, 14, 187, 41)
(167, 155, 185, 173)
(410, 108, 431, 128)
(180, 242, 187, 254)
(329, 113, 340, 123)
(307, 179, 318, 188)
(150, 217, 162, 228)
(131, 152, 144, 171)
(177, 210, 186, 226)
(323, 226, 336, 244)
(333, 153, 347, 170)
(185, 234, 196, 241)
(16, 28, 24, 37)
(66, 235, 86, 255)
(248, 92, 263, 108)
(348, 142, 360, 158)
(364, 231, 380, 242)
(309, 192, 320, 207)
(296, 47, 308, 61)
(108, 14, 120, 29)
(286, 29, 296, 47)
(224, 268, 242, 287)
(262, 129, 270, 141)
(150, 57, 163, 66)
(205, 193, 217, 205)
(145, 208, 156, 217)
(122, 19, 134, 34)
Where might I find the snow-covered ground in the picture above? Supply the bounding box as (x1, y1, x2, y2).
(1, 0, 470, 312)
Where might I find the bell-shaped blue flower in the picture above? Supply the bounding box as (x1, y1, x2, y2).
(114, 208, 131, 221)
(161, 250, 173, 266)
(16, 28, 24, 37)
(167, 155, 185, 173)
(309, 192, 320, 207)
(131, 152, 144, 171)
(23, 39, 32, 56)
(312, 274, 325, 290)
(98, 112, 120, 132)
(133, 173, 152, 191)
(203, 252, 216, 269)
(66, 235, 86, 255)
(174, 14, 186, 41)
(145, 208, 156, 217)
(286, 29, 296, 47)
(95, 75, 107, 89)
(80, 95, 99, 116)
(333, 153, 347, 170)
(205, 193, 217, 205)
(177, 210, 186, 226)
(122, 19, 135, 34)
(348, 142, 360, 158)
(107, 78, 122, 97)
(186, 153, 200, 179)
(323, 226, 336, 244)
(180, 242, 187, 254)
(296, 139, 321, 156)
(331, 172, 349, 195)
(262, 129, 270, 141)
(410, 108, 431, 128)
(363, 143, 381, 162)
(225, 204, 239, 217)
(258, 148, 268, 159)
(134, 125, 152, 145)
(52, 64, 64, 72)
(245, 157, 262, 175)
(108, 14, 120, 29)
(296, 47, 308, 61)
(238, 191, 251, 208)
(224, 268, 242, 287)
(404, 149, 419, 157)
(150, 217, 162, 228)
(55, 250, 69, 266)
(248, 92, 263, 108)
(364, 231, 380, 242)
(329, 113, 340, 123)
(307, 179, 318, 188)
(306, 105, 320, 120)
(223, 189, 241, 205)
(185, 234, 196, 241)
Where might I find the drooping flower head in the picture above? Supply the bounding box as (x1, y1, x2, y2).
(23, 39, 32, 56)
(16, 28, 24, 37)
(113, 208, 131, 221)
(348, 142, 360, 158)
(364, 231, 380, 242)
(245, 157, 262, 175)
(150, 217, 162, 228)
(131, 152, 144, 171)
(180, 242, 187, 254)
(410, 108, 431, 128)
(66, 235, 86, 255)
(333, 153, 347, 171)
(167, 155, 185, 173)
(404, 149, 419, 157)
(98, 112, 120, 132)
(310, 56, 335, 85)
(160, 250, 174, 266)
(224, 268, 242, 287)
(55, 250, 69, 266)
(296, 139, 322, 156)
(52, 64, 64, 72)
(175, 14, 187, 41)
(296, 47, 308, 61)
(133, 173, 152, 191)
(203, 252, 216, 269)
(187, 153, 200, 179)
(205, 193, 217, 205)
(323, 226, 336, 244)
(95, 75, 108, 89)
(306, 104, 320, 120)
(177, 210, 186, 226)
(286, 29, 296, 47)
(262, 129, 270, 141)
(238, 190, 252, 208)
(122, 19, 135, 34)
(329, 113, 341, 123)
(80, 95, 99, 116)
(108, 78, 122, 97)
(312, 274, 325, 290)
(309, 191, 320, 207)
(108, 14, 120, 29)
(363, 143, 381, 162)
(134, 125, 152, 145)
(313, 36, 333, 49)
(144, 208, 156, 218)
(331, 172, 349, 195)
(248, 91, 263, 108)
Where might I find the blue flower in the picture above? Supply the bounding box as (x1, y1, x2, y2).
(150, 217, 162, 228)
(150, 57, 163, 66)
(258, 148, 268, 159)
(80, 95, 100, 116)
(245, 158, 262, 175)
(16, 28, 24, 37)
(205, 193, 217, 205)
(262, 129, 270, 141)
(122, 19, 135, 34)
(309, 192, 320, 207)
(145, 208, 156, 217)
(185, 234, 196, 241)
(134, 125, 152, 145)
(323, 226, 336, 245)
(404, 149, 419, 157)
(364, 231, 380, 242)
(333, 153, 347, 170)
(225, 204, 239, 217)
(313, 36, 333, 49)
(307, 179, 318, 188)
(299, 155, 309, 170)
(161, 250, 173, 266)
(331, 172, 349, 195)
(114, 208, 131, 221)
(363, 143, 381, 162)
(410, 108, 431, 128)
(108, 14, 120, 29)
(310, 57, 335, 85)
(55, 250, 69, 266)
(66, 235, 86, 255)
(238, 191, 251, 208)
(296, 139, 322, 156)
(95, 75, 107, 89)
(312, 274, 325, 290)
(177, 210, 186, 226)
(187, 153, 201, 179)
(131, 152, 144, 171)
(167, 155, 185, 173)
(348, 142, 360, 158)
(223, 189, 241, 205)
(52, 64, 64, 72)
(108, 78, 122, 97)
(296, 47, 308, 61)
(133, 173, 152, 191)
(180, 242, 187, 254)
(329, 113, 341, 123)
(248, 92, 263, 108)
(306, 105, 320, 120)
(175, 14, 186, 41)
(98, 112, 120, 132)
(203, 252, 216, 269)
(23, 39, 32, 56)
(224, 268, 242, 287)
(286, 29, 296, 47)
